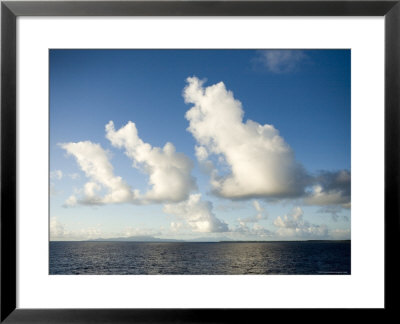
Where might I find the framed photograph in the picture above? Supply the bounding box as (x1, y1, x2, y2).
(1, 0, 399, 322)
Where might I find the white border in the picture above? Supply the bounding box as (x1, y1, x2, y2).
(17, 17, 384, 308)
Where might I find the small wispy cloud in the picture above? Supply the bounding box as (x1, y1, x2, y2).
(317, 206, 350, 222)
(69, 173, 80, 180)
(50, 170, 63, 180)
(232, 222, 273, 240)
(50, 217, 103, 241)
(238, 200, 268, 224)
(273, 207, 328, 239)
(255, 50, 307, 73)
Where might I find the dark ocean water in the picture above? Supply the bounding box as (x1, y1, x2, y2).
(49, 241, 350, 275)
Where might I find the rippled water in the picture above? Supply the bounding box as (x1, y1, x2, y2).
(49, 241, 350, 275)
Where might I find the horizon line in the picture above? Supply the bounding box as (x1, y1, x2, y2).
(50, 239, 351, 243)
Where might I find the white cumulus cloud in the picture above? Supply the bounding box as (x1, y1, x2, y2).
(106, 121, 196, 203)
(163, 194, 229, 233)
(184, 76, 309, 200)
(60, 141, 135, 205)
(63, 195, 78, 207)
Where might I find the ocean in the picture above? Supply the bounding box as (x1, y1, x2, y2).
(49, 241, 350, 275)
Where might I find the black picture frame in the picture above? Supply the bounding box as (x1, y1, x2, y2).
(1, 0, 399, 322)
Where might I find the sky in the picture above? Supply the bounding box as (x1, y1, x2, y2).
(49, 49, 350, 241)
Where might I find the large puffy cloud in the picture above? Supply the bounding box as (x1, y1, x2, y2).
(305, 170, 351, 208)
(273, 207, 328, 239)
(163, 194, 229, 233)
(60, 141, 135, 205)
(61, 121, 196, 206)
(106, 121, 196, 203)
(184, 76, 309, 200)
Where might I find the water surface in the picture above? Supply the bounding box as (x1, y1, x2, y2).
(49, 241, 350, 275)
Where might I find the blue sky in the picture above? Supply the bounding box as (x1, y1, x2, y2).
(50, 49, 350, 241)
